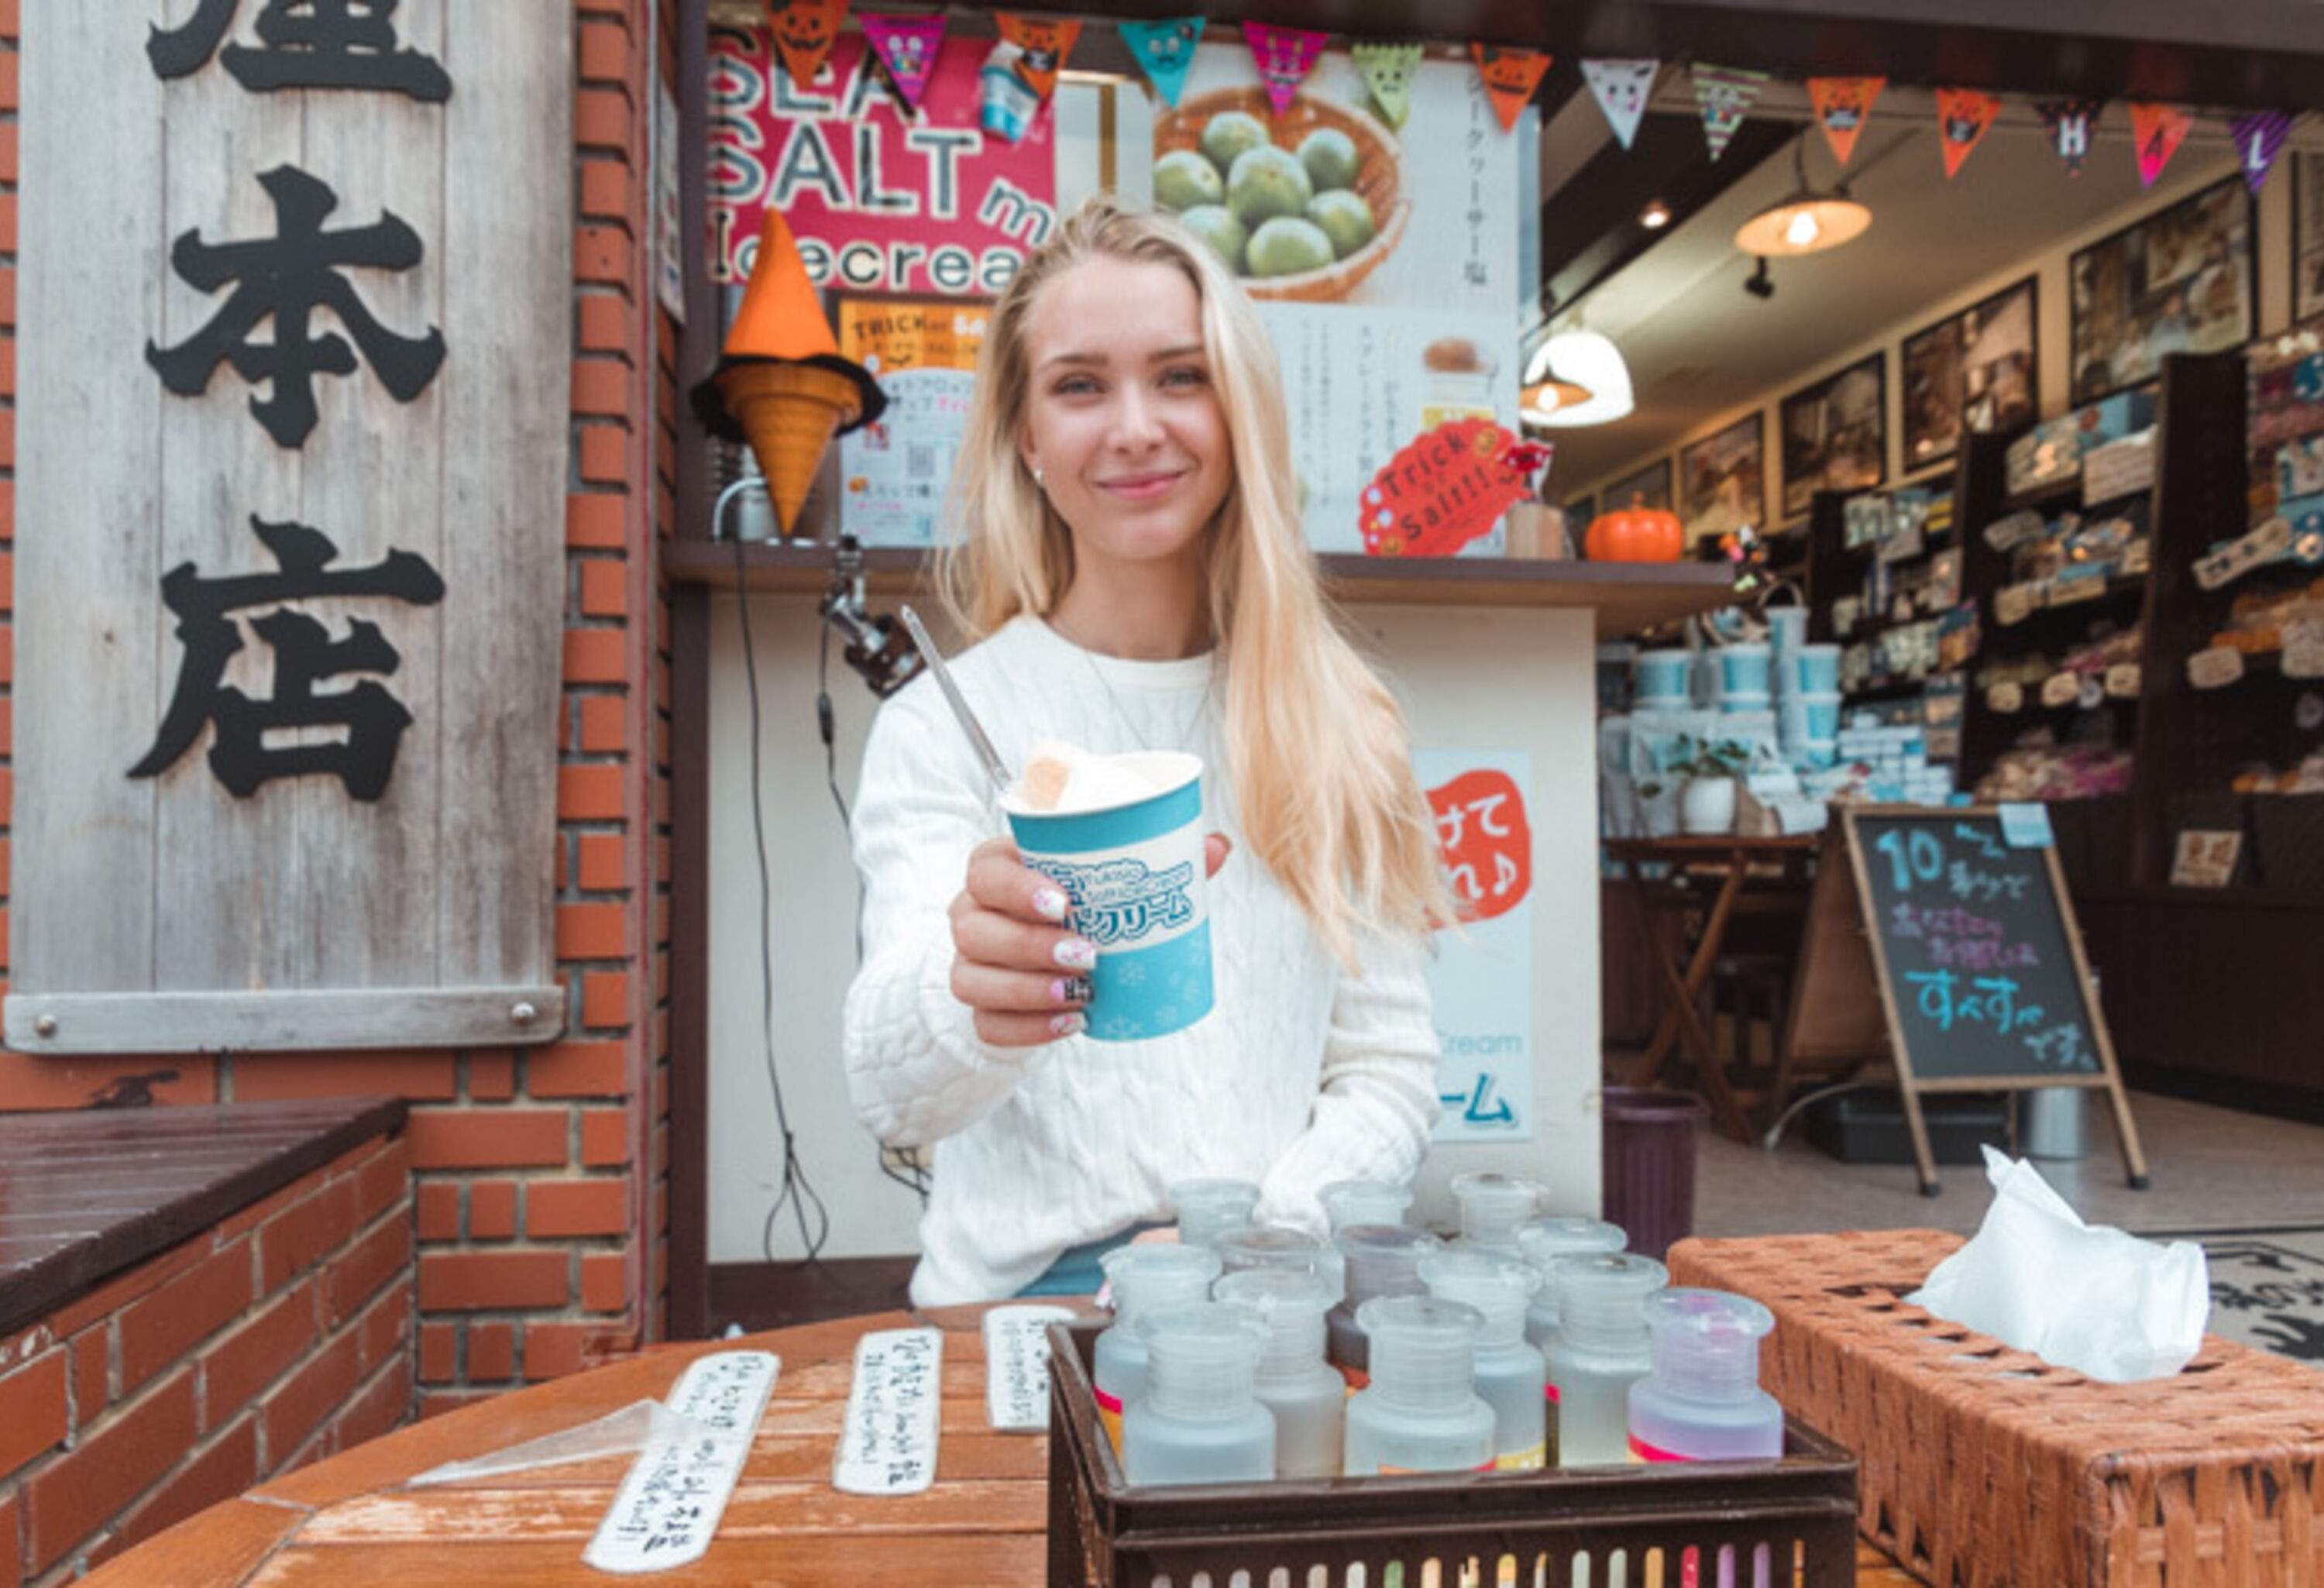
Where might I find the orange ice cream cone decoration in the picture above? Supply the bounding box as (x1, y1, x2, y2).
(693, 208, 885, 536)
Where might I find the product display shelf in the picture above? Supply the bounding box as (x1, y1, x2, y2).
(1803, 479, 1962, 752)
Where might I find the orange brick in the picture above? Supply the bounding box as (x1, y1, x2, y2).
(575, 86, 634, 153)
(421, 1250, 570, 1312)
(0, 1350, 67, 1481)
(468, 1180, 517, 1239)
(120, 1244, 256, 1394)
(578, 294, 630, 353)
(577, 834, 629, 892)
(101, 1415, 257, 1562)
(418, 1322, 457, 1384)
(0, 552, 12, 610)
(24, 1370, 195, 1573)
(407, 1109, 569, 1171)
(466, 1050, 516, 1102)
(200, 1280, 316, 1435)
(522, 1321, 599, 1381)
(579, 17, 629, 81)
(580, 1109, 631, 1168)
(0, 122, 15, 185)
(0, 1493, 18, 1588)
(526, 1177, 631, 1239)
(563, 627, 626, 684)
(572, 357, 630, 417)
(577, 692, 628, 751)
(0, 1054, 214, 1119)
(567, 492, 627, 548)
(559, 764, 627, 821)
(43, 1234, 210, 1339)
(70, 1325, 107, 1425)
(556, 902, 630, 960)
(330, 1354, 408, 1453)
(421, 1388, 500, 1419)
(528, 1041, 627, 1099)
(415, 1182, 459, 1241)
(349, 1138, 411, 1229)
(232, 1051, 456, 1102)
(326, 1211, 413, 1328)
(576, 224, 631, 285)
(579, 161, 631, 223)
(0, 266, 15, 328)
(581, 1253, 629, 1314)
(579, 423, 628, 486)
(467, 1321, 516, 1381)
(256, 1180, 357, 1294)
(261, 1328, 362, 1463)
(581, 971, 630, 1031)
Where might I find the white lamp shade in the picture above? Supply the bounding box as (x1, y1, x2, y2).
(1524, 328, 1634, 427)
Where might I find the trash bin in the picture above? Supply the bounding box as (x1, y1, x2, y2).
(2020, 1086, 2094, 1160)
(1601, 1087, 1707, 1260)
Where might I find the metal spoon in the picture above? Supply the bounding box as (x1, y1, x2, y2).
(896, 605, 1013, 796)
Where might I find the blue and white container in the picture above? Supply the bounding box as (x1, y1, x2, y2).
(1780, 692, 1843, 748)
(1003, 751, 1212, 1042)
(1718, 693, 1772, 716)
(1786, 643, 1842, 695)
(1764, 605, 1808, 668)
(1631, 648, 1692, 706)
(1714, 643, 1771, 701)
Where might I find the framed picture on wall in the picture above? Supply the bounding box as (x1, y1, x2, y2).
(2068, 177, 2252, 405)
(1902, 276, 2040, 470)
(1780, 353, 1886, 518)
(1677, 413, 1766, 541)
(2295, 153, 2324, 324)
(1602, 459, 1673, 515)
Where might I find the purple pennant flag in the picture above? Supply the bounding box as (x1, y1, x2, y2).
(2036, 99, 2102, 177)
(2232, 111, 2294, 194)
(861, 12, 947, 112)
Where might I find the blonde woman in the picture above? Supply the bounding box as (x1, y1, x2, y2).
(841, 198, 1454, 1305)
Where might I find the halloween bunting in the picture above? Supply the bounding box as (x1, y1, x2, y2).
(1692, 64, 1769, 160)
(763, 0, 849, 93)
(1581, 60, 1659, 150)
(2232, 110, 2293, 194)
(2037, 100, 2101, 176)
(1119, 17, 1203, 108)
(995, 13, 1078, 103)
(1808, 77, 1883, 166)
(1352, 42, 1422, 131)
(861, 12, 945, 113)
(1473, 44, 1552, 134)
(1935, 88, 1999, 178)
(2130, 102, 2191, 188)
(1243, 21, 1325, 115)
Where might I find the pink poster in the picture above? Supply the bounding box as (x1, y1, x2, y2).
(709, 27, 1058, 294)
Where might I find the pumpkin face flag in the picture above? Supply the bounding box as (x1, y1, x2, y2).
(767, 0, 849, 93)
(1473, 44, 1552, 134)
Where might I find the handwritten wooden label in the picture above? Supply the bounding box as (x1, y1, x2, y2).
(2194, 517, 2292, 590)
(2104, 662, 2141, 699)
(984, 1304, 1075, 1433)
(834, 1327, 944, 1495)
(1994, 583, 2040, 626)
(2170, 830, 2243, 889)
(2188, 646, 2247, 689)
(2286, 641, 2324, 679)
(1358, 418, 1535, 559)
(1986, 681, 2025, 714)
(2039, 671, 2082, 707)
(585, 1351, 780, 1574)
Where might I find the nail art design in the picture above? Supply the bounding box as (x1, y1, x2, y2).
(1032, 887, 1069, 921)
(1055, 976, 1094, 1005)
(1051, 1012, 1085, 1037)
(1054, 938, 1096, 971)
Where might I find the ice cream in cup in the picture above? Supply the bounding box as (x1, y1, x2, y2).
(1001, 742, 1215, 1042)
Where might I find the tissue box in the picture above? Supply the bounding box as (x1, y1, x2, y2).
(1669, 1229, 2324, 1588)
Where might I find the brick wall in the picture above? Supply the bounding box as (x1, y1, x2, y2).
(0, 2, 678, 1407)
(0, 1131, 413, 1585)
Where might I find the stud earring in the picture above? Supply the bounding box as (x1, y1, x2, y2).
(1032, 465, 1046, 487)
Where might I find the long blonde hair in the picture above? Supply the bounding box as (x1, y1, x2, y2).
(939, 197, 1454, 965)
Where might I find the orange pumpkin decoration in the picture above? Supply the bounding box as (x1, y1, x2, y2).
(1586, 493, 1685, 562)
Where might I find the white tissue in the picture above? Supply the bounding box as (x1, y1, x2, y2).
(1905, 1146, 2209, 1383)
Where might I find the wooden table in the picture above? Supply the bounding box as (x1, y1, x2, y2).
(88, 1303, 1920, 1586)
(1607, 834, 1819, 1142)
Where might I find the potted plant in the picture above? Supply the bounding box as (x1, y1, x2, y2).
(1676, 735, 1752, 835)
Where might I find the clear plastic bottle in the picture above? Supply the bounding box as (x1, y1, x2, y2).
(1094, 1243, 1222, 1452)
(1325, 1224, 1444, 1386)
(1543, 1253, 1667, 1467)
(1449, 1170, 1545, 1256)
(1319, 1178, 1413, 1235)
(1514, 1217, 1628, 1349)
(1122, 1303, 1275, 1486)
(1216, 1222, 1347, 1297)
(1416, 1249, 1546, 1469)
(1342, 1295, 1496, 1475)
(1628, 1289, 1783, 1463)
(1214, 1267, 1346, 1479)
(1167, 1177, 1261, 1250)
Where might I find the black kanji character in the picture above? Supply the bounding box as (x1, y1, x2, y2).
(129, 516, 445, 801)
(146, 164, 445, 448)
(149, 0, 451, 101)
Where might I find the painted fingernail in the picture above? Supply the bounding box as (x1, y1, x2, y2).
(1032, 887, 1069, 921)
(1053, 976, 1093, 1005)
(1054, 938, 1096, 971)
(1051, 1012, 1086, 1038)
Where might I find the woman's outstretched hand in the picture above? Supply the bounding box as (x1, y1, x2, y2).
(947, 834, 1231, 1047)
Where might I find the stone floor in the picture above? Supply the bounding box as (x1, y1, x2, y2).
(1693, 1088, 2324, 1239)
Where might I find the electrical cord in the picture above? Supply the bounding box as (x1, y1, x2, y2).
(733, 530, 831, 1265)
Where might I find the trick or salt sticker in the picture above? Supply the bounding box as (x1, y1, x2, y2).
(1360, 418, 1535, 559)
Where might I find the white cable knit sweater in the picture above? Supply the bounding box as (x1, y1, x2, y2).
(841, 614, 1442, 1306)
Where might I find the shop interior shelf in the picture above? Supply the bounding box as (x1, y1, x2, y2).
(663, 537, 1741, 634)
(1999, 475, 2085, 514)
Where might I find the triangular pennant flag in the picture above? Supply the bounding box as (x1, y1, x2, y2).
(1692, 64, 1769, 160)
(2037, 100, 2101, 176)
(2232, 110, 2295, 194)
(1807, 77, 1883, 166)
(995, 14, 1078, 105)
(1243, 22, 1325, 114)
(1935, 88, 1999, 178)
(2131, 102, 2192, 188)
(1119, 18, 1203, 108)
(1581, 59, 1659, 150)
(1472, 43, 1552, 133)
(860, 13, 946, 112)
(1352, 42, 1422, 131)
(765, 0, 851, 93)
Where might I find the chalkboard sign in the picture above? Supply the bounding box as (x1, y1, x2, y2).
(1782, 806, 2149, 1194)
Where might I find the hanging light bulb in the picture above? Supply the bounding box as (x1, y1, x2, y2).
(1783, 208, 1822, 249)
(1736, 135, 1872, 259)
(1521, 324, 1634, 428)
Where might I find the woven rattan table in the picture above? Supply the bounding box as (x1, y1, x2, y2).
(82, 1301, 1918, 1586)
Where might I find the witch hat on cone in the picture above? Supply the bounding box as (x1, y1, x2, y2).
(693, 208, 885, 536)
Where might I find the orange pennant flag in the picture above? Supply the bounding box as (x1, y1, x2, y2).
(996, 13, 1081, 104)
(1472, 43, 1552, 133)
(2130, 102, 2192, 187)
(1807, 77, 1883, 166)
(765, 0, 850, 93)
(1935, 88, 1999, 179)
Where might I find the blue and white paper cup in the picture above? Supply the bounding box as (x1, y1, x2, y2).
(1002, 751, 1214, 1043)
